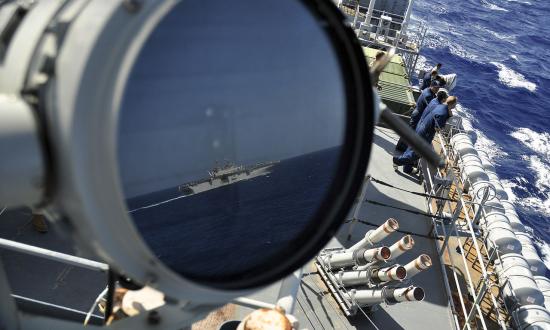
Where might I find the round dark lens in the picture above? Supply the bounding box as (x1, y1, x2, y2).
(117, 1, 346, 283)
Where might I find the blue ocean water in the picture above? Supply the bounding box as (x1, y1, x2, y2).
(412, 0, 550, 265)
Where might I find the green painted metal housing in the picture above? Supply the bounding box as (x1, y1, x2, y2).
(364, 47, 416, 116)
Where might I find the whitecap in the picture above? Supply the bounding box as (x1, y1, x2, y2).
(534, 240, 550, 270)
(517, 196, 550, 217)
(506, 0, 532, 4)
(481, 0, 509, 11)
(449, 44, 479, 61)
(510, 127, 550, 159)
(501, 179, 519, 202)
(524, 155, 550, 191)
(414, 55, 433, 75)
(508, 128, 550, 215)
(510, 54, 519, 61)
(485, 29, 516, 43)
(454, 104, 507, 160)
(422, 30, 479, 62)
(490, 62, 537, 92)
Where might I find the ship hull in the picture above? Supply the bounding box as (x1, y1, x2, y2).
(180, 165, 274, 196)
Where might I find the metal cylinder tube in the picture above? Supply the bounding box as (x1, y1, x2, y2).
(386, 286, 425, 303)
(388, 235, 414, 260)
(404, 254, 432, 278)
(534, 276, 550, 310)
(348, 218, 399, 251)
(323, 251, 355, 269)
(513, 305, 550, 330)
(494, 253, 545, 308)
(352, 286, 424, 307)
(325, 246, 391, 269)
(371, 265, 407, 283)
(338, 270, 370, 287)
(352, 289, 384, 306)
(356, 246, 392, 265)
(500, 200, 527, 233)
(485, 220, 522, 255)
(515, 232, 547, 276)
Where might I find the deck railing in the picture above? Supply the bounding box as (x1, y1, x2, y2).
(419, 123, 513, 330)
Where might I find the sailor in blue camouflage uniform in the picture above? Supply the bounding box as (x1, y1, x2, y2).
(419, 90, 448, 124)
(393, 96, 458, 174)
(421, 69, 437, 90)
(395, 80, 442, 152)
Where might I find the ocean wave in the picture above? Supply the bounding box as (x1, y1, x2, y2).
(510, 127, 550, 159)
(517, 196, 550, 217)
(534, 240, 550, 269)
(485, 29, 516, 43)
(423, 31, 480, 62)
(481, 0, 509, 11)
(501, 179, 519, 202)
(508, 128, 550, 215)
(449, 44, 479, 61)
(505, 0, 532, 4)
(524, 155, 550, 191)
(413, 55, 434, 76)
(490, 62, 537, 92)
(455, 104, 507, 160)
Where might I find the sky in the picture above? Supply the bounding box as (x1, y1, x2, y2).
(117, 1, 347, 198)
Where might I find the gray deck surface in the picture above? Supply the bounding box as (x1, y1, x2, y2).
(0, 207, 106, 324)
(238, 127, 455, 329)
(295, 127, 454, 329)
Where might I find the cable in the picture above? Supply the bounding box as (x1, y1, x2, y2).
(345, 218, 443, 241)
(304, 269, 381, 330)
(83, 287, 108, 326)
(368, 176, 456, 202)
(0, 207, 6, 217)
(364, 198, 451, 221)
(337, 278, 382, 330)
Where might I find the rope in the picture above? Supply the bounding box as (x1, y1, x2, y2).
(364, 199, 451, 222)
(368, 176, 457, 202)
(345, 218, 443, 241)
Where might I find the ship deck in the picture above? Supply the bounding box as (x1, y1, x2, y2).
(195, 126, 457, 329)
(294, 126, 455, 329)
(0, 128, 484, 329)
(0, 208, 107, 325)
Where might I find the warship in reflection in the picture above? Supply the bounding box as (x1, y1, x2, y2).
(178, 161, 279, 196)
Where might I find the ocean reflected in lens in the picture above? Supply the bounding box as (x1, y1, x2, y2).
(117, 1, 346, 281)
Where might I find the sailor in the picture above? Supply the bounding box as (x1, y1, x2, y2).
(395, 80, 441, 152)
(31, 212, 48, 233)
(370, 51, 386, 67)
(370, 51, 386, 90)
(431, 63, 442, 73)
(419, 90, 448, 124)
(393, 96, 458, 174)
(421, 69, 438, 90)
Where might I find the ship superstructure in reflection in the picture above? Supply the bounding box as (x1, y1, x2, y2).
(178, 161, 278, 196)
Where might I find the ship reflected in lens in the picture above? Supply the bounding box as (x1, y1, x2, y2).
(117, 1, 346, 282)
